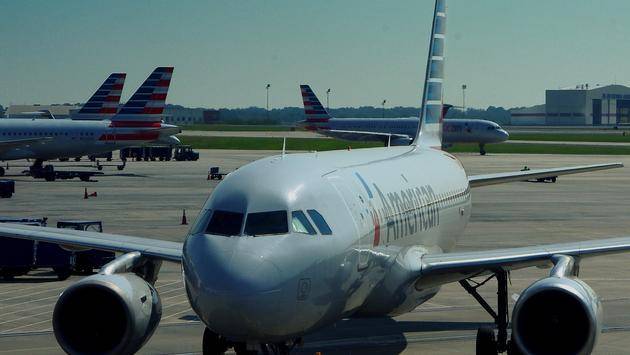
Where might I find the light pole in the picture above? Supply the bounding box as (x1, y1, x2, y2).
(462, 84, 467, 116)
(266, 84, 271, 120)
(381, 99, 387, 118)
(326, 88, 331, 110)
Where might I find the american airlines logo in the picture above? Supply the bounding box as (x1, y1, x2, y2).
(372, 184, 440, 244)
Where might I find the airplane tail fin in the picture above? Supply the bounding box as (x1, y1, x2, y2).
(300, 85, 331, 130)
(111, 67, 173, 127)
(75, 73, 126, 117)
(413, 0, 446, 148)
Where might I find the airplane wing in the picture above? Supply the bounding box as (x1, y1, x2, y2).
(0, 223, 182, 262)
(468, 162, 623, 188)
(0, 137, 52, 153)
(324, 129, 412, 144)
(418, 236, 630, 286)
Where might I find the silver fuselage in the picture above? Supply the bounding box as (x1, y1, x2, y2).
(0, 118, 179, 160)
(183, 145, 471, 342)
(308, 117, 509, 145)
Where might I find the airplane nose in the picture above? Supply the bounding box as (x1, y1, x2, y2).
(498, 129, 509, 142)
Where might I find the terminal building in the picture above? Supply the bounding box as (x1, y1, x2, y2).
(510, 84, 630, 125)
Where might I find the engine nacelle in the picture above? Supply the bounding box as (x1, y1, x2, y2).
(512, 277, 602, 355)
(53, 273, 162, 355)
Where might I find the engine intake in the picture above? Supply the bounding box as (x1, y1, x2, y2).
(53, 273, 162, 355)
(512, 276, 602, 355)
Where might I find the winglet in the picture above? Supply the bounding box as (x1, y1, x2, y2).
(414, 0, 446, 148)
(111, 67, 174, 126)
(300, 85, 331, 130)
(75, 73, 126, 118)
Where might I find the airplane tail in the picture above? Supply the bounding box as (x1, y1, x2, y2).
(414, 0, 446, 148)
(110, 67, 174, 127)
(75, 73, 126, 117)
(300, 85, 331, 130)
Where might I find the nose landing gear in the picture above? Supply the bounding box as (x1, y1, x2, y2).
(202, 328, 298, 355)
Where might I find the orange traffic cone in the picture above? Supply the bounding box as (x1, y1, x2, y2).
(84, 187, 88, 199)
(89, 191, 98, 198)
(181, 209, 188, 225)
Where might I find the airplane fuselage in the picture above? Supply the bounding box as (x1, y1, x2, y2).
(0, 118, 177, 161)
(307, 117, 509, 146)
(183, 145, 471, 342)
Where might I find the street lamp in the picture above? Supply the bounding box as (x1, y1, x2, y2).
(381, 99, 387, 118)
(266, 84, 271, 120)
(326, 88, 331, 110)
(461, 84, 467, 116)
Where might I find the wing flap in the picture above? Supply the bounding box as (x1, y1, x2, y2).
(326, 129, 411, 144)
(0, 223, 182, 262)
(468, 163, 623, 188)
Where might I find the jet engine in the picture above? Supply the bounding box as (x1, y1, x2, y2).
(511, 276, 602, 355)
(52, 273, 162, 355)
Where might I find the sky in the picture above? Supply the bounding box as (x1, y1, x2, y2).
(2, 0, 630, 110)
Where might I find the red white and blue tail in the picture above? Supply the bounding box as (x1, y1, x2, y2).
(111, 67, 173, 127)
(75, 73, 126, 117)
(414, 0, 446, 148)
(300, 85, 331, 129)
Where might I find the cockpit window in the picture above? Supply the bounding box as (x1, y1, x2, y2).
(244, 210, 288, 236)
(206, 210, 244, 236)
(291, 210, 317, 235)
(307, 209, 332, 235)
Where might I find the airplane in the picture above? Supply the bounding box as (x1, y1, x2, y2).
(72, 72, 127, 119)
(299, 85, 509, 155)
(0, 1, 628, 354)
(0, 67, 180, 177)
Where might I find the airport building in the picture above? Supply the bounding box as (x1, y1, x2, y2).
(510, 84, 630, 125)
(163, 107, 220, 125)
(4, 104, 79, 119)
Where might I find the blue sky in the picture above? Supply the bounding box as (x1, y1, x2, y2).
(2, 0, 630, 110)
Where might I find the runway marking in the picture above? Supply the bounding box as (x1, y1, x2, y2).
(159, 286, 185, 296)
(162, 293, 188, 303)
(156, 280, 182, 290)
(0, 282, 63, 296)
(163, 299, 191, 309)
(162, 308, 194, 321)
(0, 346, 60, 353)
(0, 285, 64, 303)
(0, 309, 54, 326)
(0, 294, 59, 311)
(0, 318, 51, 334)
(1, 302, 53, 318)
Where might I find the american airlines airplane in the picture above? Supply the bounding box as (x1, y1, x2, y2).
(0, 67, 180, 177)
(299, 85, 509, 155)
(0, 1, 627, 354)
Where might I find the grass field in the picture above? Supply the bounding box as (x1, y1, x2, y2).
(182, 124, 294, 132)
(179, 136, 381, 151)
(180, 136, 630, 154)
(447, 143, 630, 155)
(509, 133, 630, 143)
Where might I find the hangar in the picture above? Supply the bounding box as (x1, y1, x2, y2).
(510, 84, 630, 125)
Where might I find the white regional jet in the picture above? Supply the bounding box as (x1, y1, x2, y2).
(299, 85, 509, 155)
(0, 1, 627, 354)
(0, 67, 180, 177)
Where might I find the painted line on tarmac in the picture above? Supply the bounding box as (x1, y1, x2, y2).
(0, 282, 63, 296)
(0, 286, 64, 303)
(0, 301, 53, 318)
(0, 294, 59, 311)
(0, 318, 51, 334)
(0, 309, 55, 327)
(159, 286, 185, 296)
(0, 346, 60, 353)
(162, 308, 194, 321)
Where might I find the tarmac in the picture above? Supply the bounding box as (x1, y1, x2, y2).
(1, 150, 630, 354)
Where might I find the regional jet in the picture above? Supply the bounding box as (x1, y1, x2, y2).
(0, 1, 626, 354)
(299, 85, 508, 155)
(0, 67, 180, 177)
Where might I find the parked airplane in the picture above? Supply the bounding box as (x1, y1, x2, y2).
(72, 72, 127, 119)
(0, 1, 627, 354)
(0, 67, 180, 177)
(299, 85, 508, 155)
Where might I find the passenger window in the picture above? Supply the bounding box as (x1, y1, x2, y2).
(206, 210, 244, 236)
(307, 210, 332, 235)
(244, 210, 288, 236)
(291, 211, 316, 235)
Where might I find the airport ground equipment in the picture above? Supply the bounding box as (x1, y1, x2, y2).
(207, 166, 227, 180)
(120, 146, 173, 161)
(174, 145, 199, 161)
(88, 151, 113, 162)
(0, 179, 15, 198)
(520, 166, 558, 183)
(56, 220, 115, 274)
(28, 164, 103, 182)
(0, 216, 74, 281)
